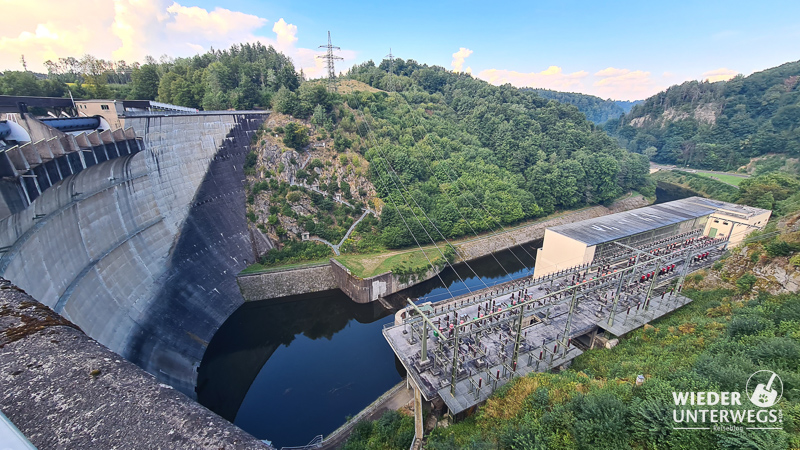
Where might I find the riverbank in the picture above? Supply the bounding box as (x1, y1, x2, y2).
(237, 194, 651, 303)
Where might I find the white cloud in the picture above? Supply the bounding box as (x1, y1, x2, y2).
(475, 65, 664, 100)
(451, 47, 473, 72)
(272, 18, 298, 49)
(702, 67, 738, 82)
(0, 0, 354, 79)
(477, 66, 589, 91)
(592, 67, 657, 99)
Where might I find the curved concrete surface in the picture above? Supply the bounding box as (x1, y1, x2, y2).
(0, 112, 268, 395)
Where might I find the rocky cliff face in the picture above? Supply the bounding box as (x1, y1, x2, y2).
(244, 113, 377, 253)
(687, 212, 800, 295)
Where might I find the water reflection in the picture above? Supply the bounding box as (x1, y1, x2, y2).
(197, 243, 538, 447)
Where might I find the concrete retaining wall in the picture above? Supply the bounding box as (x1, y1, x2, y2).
(328, 259, 440, 304)
(237, 264, 338, 301)
(456, 195, 651, 260)
(0, 112, 268, 396)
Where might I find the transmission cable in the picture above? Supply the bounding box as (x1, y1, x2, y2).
(394, 90, 537, 276)
(350, 96, 489, 294)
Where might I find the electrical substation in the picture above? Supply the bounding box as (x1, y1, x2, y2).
(383, 197, 770, 419)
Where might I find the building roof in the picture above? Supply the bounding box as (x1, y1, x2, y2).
(548, 197, 725, 246)
(685, 196, 771, 220)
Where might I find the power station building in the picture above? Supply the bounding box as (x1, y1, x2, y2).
(534, 197, 771, 277)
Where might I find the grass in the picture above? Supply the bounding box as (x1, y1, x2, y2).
(694, 171, 745, 186)
(239, 258, 330, 275)
(335, 247, 445, 278)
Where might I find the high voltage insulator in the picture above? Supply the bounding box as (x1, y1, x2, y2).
(317, 31, 343, 92)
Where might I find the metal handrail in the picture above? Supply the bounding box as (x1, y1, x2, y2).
(280, 435, 323, 450)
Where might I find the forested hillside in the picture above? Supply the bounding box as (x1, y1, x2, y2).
(0, 43, 299, 110)
(331, 61, 651, 247)
(2, 46, 653, 265)
(526, 88, 629, 124)
(605, 60, 800, 170)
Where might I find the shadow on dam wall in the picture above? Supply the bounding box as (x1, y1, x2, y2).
(125, 114, 267, 394)
(0, 112, 269, 397)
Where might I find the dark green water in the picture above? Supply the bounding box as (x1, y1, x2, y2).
(196, 185, 690, 448)
(197, 243, 538, 448)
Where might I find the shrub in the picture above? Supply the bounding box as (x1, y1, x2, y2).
(791, 254, 800, 267)
(728, 315, 770, 338)
(765, 239, 799, 257)
(736, 273, 757, 294)
(286, 191, 301, 203)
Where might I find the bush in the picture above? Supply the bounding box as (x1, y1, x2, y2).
(286, 191, 301, 203)
(765, 239, 799, 257)
(572, 391, 629, 450)
(728, 314, 770, 338)
(735, 273, 758, 294)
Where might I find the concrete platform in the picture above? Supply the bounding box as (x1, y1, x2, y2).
(384, 234, 727, 415)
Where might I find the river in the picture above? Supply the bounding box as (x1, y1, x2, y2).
(197, 241, 539, 448)
(197, 185, 693, 447)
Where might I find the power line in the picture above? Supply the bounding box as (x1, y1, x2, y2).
(317, 31, 343, 92)
(352, 98, 488, 296)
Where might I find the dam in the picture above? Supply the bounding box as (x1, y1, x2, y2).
(0, 107, 269, 396)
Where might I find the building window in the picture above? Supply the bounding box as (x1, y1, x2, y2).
(713, 219, 719, 223)
(723, 222, 729, 225)
(101, 105, 110, 110)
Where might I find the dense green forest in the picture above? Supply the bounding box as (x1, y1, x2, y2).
(525, 89, 635, 124)
(0, 44, 299, 110)
(331, 60, 652, 248)
(342, 180, 800, 449)
(605, 60, 800, 170)
(247, 56, 653, 262)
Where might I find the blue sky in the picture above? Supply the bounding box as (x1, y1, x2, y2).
(3, 0, 800, 100)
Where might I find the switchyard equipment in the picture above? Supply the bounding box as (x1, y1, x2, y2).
(384, 225, 744, 416)
(534, 197, 771, 278)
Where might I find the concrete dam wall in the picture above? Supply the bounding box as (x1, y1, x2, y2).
(0, 112, 268, 396)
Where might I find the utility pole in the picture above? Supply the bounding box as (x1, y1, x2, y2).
(386, 48, 395, 92)
(317, 31, 343, 92)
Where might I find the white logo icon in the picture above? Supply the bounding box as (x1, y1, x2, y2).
(746, 370, 783, 408)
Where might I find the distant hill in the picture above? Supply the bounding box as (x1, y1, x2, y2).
(614, 99, 642, 114)
(526, 89, 640, 124)
(604, 60, 800, 171)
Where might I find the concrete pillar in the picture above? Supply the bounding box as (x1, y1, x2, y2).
(411, 377, 424, 443)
